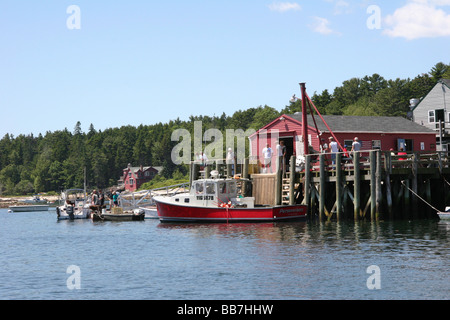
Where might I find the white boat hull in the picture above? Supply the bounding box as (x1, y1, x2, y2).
(57, 207, 91, 220)
(438, 207, 450, 220)
(140, 206, 158, 219)
(9, 205, 49, 212)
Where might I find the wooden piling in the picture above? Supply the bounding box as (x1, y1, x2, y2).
(336, 152, 343, 221)
(304, 155, 311, 208)
(289, 156, 295, 205)
(319, 154, 326, 220)
(353, 151, 361, 220)
(376, 150, 382, 220)
(370, 151, 376, 221)
(275, 156, 282, 206)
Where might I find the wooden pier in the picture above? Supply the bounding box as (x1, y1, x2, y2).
(298, 150, 450, 221)
(189, 151, 450, 221)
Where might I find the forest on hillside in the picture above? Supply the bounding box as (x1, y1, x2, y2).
(1, 62, 449, 195)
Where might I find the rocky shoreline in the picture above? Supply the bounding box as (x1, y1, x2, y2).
(0, 196, 60, 208)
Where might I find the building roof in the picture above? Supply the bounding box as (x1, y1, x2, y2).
(411, 79, 450, 112)
(287, 113, 436, 134)
(124, 166, 163, 174)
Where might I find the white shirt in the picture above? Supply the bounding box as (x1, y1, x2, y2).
(352, 141, 361, 151)
(262, 147, 272, 159)
(330, 141, 339, 153)
(226, 151, 235, 164)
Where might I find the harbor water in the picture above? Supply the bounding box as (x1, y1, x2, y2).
(0, 208, 449, 300)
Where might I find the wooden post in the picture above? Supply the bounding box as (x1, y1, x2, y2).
(404, 179, 410, 219)
(336, 152, 343, 221)
(412, 152, 419, 219)
(304, 155, 311, 210)
(376, 150, 382, 220)
(227, 164, 233, 178)
(353, 151, 360, 221)
(242, 158, 249, 197)
(204, 164, 211, 180)
(384, 151, 393, 220)
(289, 155, 295, 205)
(370, 151, 376, 221)
(425, 179, 432, 218)
(189, 161, 194, 188)
(319, 154, 326, 221)
(275, 156, 282, 206)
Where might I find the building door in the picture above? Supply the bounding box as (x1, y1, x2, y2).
(280, 137, 294, 170)
(397, 138, 414, 152)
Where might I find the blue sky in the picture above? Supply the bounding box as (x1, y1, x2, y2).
(1, 0, 450, 138)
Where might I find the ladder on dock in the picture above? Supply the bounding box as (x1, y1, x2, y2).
(282, 172, 291, 205)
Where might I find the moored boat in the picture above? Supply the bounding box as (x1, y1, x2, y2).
(154, 178, 307, 223)
(91, 208, 145, 221)
(139, 206, 158, 219)
(438, 207, 450, 220)
(56, 189, 90, 220)
(9, 205, 50, 212)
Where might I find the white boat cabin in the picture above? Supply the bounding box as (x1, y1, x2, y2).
(170, 179, 255, 208)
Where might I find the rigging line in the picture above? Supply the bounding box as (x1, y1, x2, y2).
(305, 92, 345, 151)
(400, 180, 441, 212)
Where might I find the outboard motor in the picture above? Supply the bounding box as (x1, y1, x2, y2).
(66, 206, 75, 220)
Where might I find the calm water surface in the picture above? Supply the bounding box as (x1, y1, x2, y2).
(0, 208, 448, 300)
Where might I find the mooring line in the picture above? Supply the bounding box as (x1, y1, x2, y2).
(400, 180, 441, 212)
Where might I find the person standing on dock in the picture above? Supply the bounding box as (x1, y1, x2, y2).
(351, 137, 361, 152)
(328, 137, 339, 166)
(262, 143, 273, 173)
(277, 140, 287, 175)
(226, 148, 235, 175)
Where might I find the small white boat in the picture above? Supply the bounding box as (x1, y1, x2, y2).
(22, 195, 48, 204)
(438, 207, 450, 220)
(56, 189, 90, 220)
(139, 206, 158, 219)
(8, 205, 50, 212)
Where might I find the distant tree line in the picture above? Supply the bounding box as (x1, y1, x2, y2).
(0, 62, 448, 195)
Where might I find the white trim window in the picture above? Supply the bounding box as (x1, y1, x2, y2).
(428, 110, 435, 123)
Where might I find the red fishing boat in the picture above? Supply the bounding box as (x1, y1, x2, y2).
(153, 178, 307, 223)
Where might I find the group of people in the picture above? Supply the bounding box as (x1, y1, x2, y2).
(261, 140, 286, 173)
(90, 189, 120, 211)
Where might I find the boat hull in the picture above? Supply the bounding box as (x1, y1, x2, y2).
(9, 205, 49, 212)
(155, 199, 307, 223)
(438, 212, 450, 220)
(92, 212, 145, 221)
(56, 207, 90, 220)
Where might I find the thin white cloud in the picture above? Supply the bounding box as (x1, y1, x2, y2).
(383, 0, 450, 40)
(268, 2, 302, 13)
(309, 16, 341, 35)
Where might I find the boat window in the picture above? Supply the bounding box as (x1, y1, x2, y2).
(195, 182, 204, 194)
(227, 182, 236, 195)
(218, 182, 226, 194)
(205, 182, 215, 195)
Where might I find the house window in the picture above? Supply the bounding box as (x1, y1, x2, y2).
(145, 171, 150, 177)
(129, 178, 134, 185)
(428, 110, 435, 123)
(343, 140, 353, 151)
(372, 140, 381, 150)
(429, 109, 445, 123)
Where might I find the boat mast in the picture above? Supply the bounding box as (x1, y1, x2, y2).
(300, 83, 309, 156)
